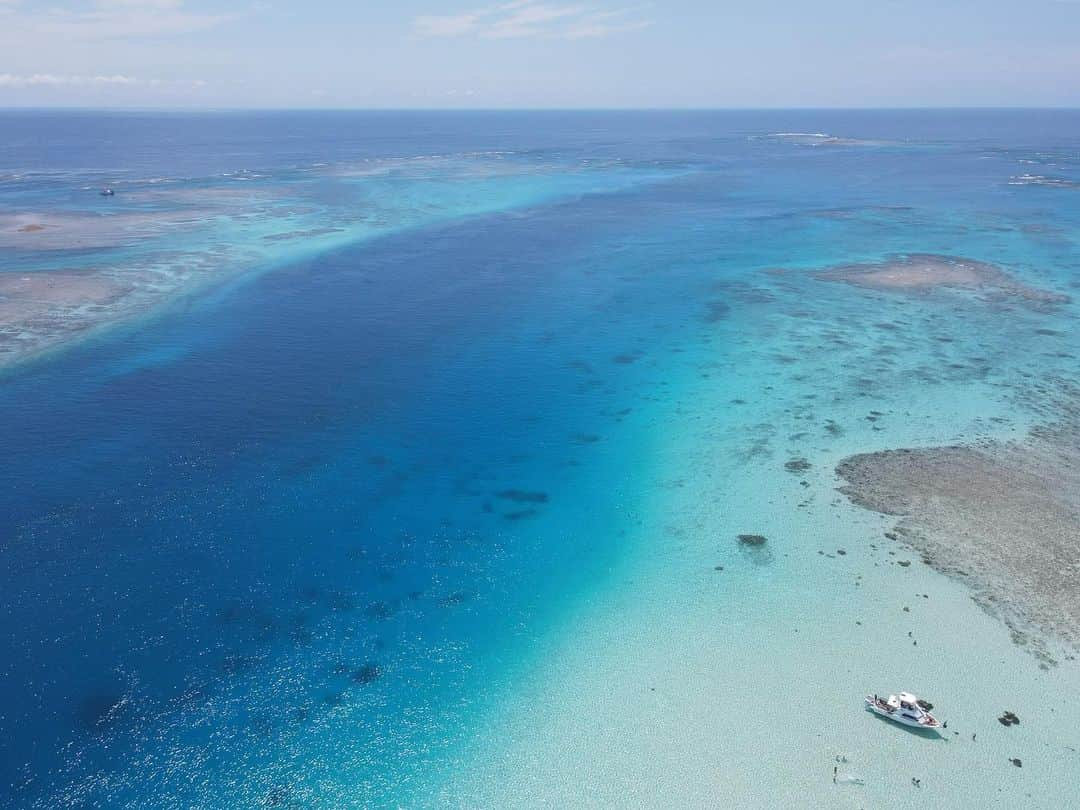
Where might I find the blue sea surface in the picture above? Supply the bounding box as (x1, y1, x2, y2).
(1, 110, 1079, 807)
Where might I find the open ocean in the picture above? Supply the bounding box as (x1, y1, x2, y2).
(1, 110, 1079, 808)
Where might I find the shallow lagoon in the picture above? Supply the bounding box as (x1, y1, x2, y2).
(1, 110, 1078, 807)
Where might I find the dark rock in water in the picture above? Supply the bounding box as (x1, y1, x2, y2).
(1010, 758, 1022, 768)
(999, 711, 1020, 726)
(495, 489, 549, 503)
(785, 458, 812, 473)
(738, 534, 768, 546)
(352, 663, 382, 685)
(898, 560, 911, 567)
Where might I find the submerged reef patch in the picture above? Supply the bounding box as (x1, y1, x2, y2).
(737, 534, 768, 546)
(503, 508, 538, 521)
(811, 254, 1070, 310)
(836, 409, 1080, 660)
(737, 534, 773, 565)
(351, 664, 382, 685)
(495, 489, 549, 504)
(784, 458, 812, 473)
(703, 300, 731, 322)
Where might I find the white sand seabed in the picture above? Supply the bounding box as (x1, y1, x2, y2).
(432, 380, 1080, 809)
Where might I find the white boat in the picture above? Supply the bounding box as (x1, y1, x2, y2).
(865, 692, 942, 731)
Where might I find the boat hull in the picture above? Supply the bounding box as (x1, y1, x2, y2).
(864, 696, 942, 731)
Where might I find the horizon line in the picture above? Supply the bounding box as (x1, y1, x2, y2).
(2, 104, 1080, 114)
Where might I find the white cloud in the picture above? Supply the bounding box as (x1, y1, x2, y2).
(563, 8, 653, 39)
(93, 0, 186, 8)
(414, 1, 652, 41)
(0, 73, 206, 88)
(414, 12, 482, 37)
(0, 0, 238, 41)
(485, 4, 585, 39)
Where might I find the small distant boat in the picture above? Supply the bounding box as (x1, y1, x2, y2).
(100, 187, 115, 197)
(865, 692, 942, 731)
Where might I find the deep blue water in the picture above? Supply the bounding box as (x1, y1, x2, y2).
(1, 110, 1079, 807)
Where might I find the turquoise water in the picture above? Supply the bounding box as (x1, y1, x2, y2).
(1, 111, 1078, 807)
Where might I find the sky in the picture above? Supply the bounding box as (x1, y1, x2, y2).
(0, 0, 1078, 108)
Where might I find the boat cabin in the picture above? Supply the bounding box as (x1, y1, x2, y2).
(884, 692, 931, 721)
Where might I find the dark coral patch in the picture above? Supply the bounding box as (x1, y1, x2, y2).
(364, 601, 396, 621)
(572, 433, 601, 444)
(704, 300, 731, 322)
(352, 664, 382, 685)
(496, 489, 549, 503)
(440, 590, 475, 607)
(504, 508, 538, 521)
(738, 534, 768, 546)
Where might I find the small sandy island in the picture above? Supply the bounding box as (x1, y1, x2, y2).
(836, 414, 1080, 663)
(814, 253, 1070, 309)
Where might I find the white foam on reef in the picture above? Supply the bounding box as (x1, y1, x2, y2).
(751, 132, 899, 148)
(1008, 173, 1079, 188)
